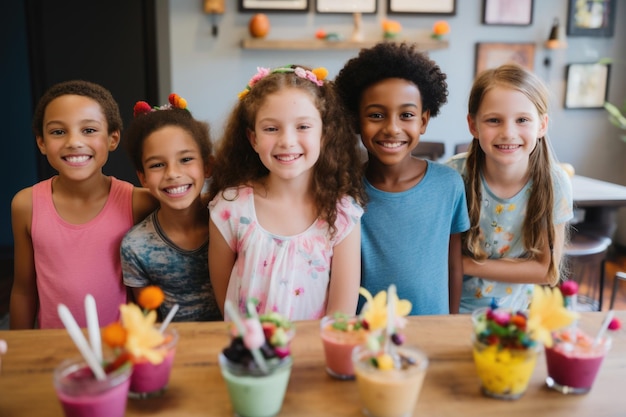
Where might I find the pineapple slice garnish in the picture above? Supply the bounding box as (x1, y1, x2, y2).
(527, 285, 579, 348)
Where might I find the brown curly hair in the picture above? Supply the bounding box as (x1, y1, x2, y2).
(209, 65, 365, 236)
(32, 80, 123, 137)
(464, 64, 562, 286)
(335, 42, 449, 131)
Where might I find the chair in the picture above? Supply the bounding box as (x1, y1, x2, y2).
(563, 232, 612, 311)
(454, 142, 471, 154)
(609, 271, 626, 309)
(412, 141, 445, 161)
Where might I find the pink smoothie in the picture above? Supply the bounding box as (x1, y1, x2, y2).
(545, 330, 610, 392)
(320, 319, 368, 379)
(130, 347, 176, 395)
(54, 361, 131, 417)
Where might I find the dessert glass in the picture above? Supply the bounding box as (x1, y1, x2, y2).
(128, 327, 178, 398)
(545, 328, 611, 394)
(320, 314, 368, 379)
(54, 356, 132, 417)
(352, 345, 428, 417)
(219, 354, 292, 417)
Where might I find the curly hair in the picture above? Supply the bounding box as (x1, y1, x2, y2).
(32, 80, 123, 137)
(209, 65, 365, 236)
(123, 107, 212, 173)
(335, 42, 448, 130)
(464, 64, 562, 286)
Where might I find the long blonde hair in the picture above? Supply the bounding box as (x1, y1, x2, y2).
(464, 64, 561, 285)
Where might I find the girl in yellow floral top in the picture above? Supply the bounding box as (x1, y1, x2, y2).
(447, 64, 573, 313)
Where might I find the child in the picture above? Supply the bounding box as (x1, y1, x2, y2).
(335, 42, 470, 315)
(208, 64, 365, 321)
(121, 94, 221, 321)
(10, 80, 157, 329)
(446, 64, 573, 313)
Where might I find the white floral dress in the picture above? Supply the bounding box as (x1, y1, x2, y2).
(210, 186, 363, 321)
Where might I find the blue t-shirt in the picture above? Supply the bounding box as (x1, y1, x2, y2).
(360, 161, 470, 315)
(447, 154, 574, 313)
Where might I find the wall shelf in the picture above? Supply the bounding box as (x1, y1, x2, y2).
(241, 38, 449, 51)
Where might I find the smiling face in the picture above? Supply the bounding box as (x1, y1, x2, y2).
(468, 85, 548, 172)
(36, 95, 119, 180)
(247, 88, 322, 183)
(358, 78, 430, 165)
(137, 125, 208, 210)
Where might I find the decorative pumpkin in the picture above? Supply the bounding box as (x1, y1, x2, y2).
(249, 14, 270, 38)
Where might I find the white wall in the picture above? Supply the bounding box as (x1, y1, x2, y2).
(166, 0, 626, 243)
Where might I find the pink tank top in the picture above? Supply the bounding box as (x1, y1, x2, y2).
(32, 177, 134, 329)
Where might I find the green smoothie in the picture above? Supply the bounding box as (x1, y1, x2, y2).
(219, 354, 292, 417)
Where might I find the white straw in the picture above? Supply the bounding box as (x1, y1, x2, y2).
(593, 310, 615, 347)
(245, 301, 269, 374)
(225, 300, 268, 374)
(159, 304, 179, 333)
(386, 284, 397, 354)
(84, 294, 102, 362)
(57, 304, 106, 381)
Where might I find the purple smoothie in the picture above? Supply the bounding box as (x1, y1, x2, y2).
(545, 330, 610, 393)
(129, 328, 178, 398)
(54, 359, 131, 417)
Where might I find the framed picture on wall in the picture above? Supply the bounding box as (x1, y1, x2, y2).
(316, 0, 376, 13)
(474, 42, 535, 76)
(238, 0, 309, 12)
(482, 0, 533, 26)
(564, 63, 610, 109)
(567, 0, 615, 37)
(387, 0, 456, 15)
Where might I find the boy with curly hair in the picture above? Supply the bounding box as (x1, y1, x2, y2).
(335, 42, 469, 314)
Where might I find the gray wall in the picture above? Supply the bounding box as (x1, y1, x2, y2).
(164, 0, 626, 243)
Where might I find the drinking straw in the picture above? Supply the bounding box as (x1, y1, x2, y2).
(593, 310, 615, 347)
(159, 304, 180, 333)
(57, 304, 106, 381)
(385, 284, 397, 354)
(225, 300, 269, 374)
(84, 294, 102, 363)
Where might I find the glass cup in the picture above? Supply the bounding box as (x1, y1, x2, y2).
(319, 315, 369, 380)
(129, 327, 178, 399)
(53, 356, 132, 417)
(545, 328, 612, 394)
(219, 353, 293, 417)
(352, 345, 428, 417)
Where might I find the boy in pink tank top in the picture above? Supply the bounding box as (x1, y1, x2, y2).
(9, 80, 157, 329)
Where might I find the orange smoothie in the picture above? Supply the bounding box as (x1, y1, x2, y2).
(353, 346, 428, 417)
(320, 316, 368, 379)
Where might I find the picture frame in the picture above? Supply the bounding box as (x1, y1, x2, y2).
(474, 42, 535, 76)
(564, 63, 610, 109)
(482, 0, 533, 26)
(238, 0, 309, 13)
(567, 0, 615, 37)
(316, 0, 376, 14)
(387, 0, 456, 15)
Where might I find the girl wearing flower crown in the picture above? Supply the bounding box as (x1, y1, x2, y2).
(446, 64, 573, 312)
(121, 94, 221, 322)
(208, 64, 365, 321)
(10, 80, 157, 329)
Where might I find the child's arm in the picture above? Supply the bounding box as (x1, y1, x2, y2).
(131, 187, 159, 224)
(9, 189, 38, 329)
(462, 223, 567, 286)
(208, 218, 236, 317)
(448, 233, 463, 314)
(326, 222, 361, 316)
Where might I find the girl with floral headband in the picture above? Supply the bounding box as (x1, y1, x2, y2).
(121, 94, 221, 321)
(10, 80, 157, 329)
(208, 64, 366, 321)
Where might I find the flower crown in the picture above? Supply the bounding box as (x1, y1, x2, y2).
(133, 93, 188, 117)
(238, 65, 329, 100)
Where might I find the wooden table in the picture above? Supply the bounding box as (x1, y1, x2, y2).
(1, 312, 624, 417)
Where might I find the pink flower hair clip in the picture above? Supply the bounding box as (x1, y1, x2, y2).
(133, 93, 188, 117)
(238, 65, 329, 100)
